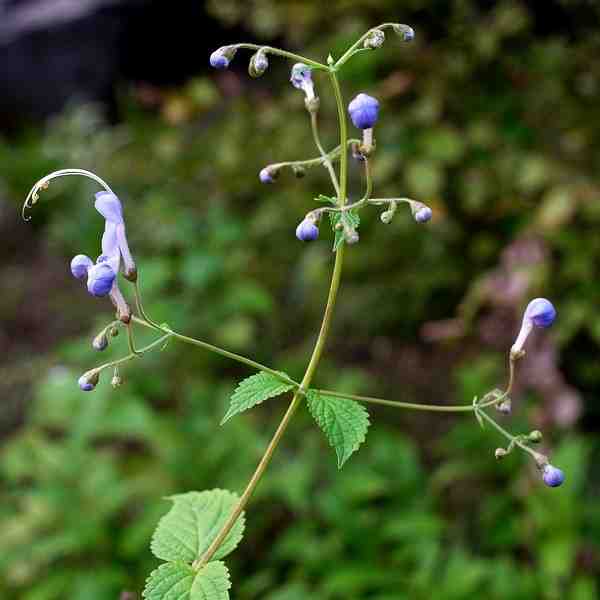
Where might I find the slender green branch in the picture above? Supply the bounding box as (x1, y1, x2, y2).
(315, 389, 477, 412)
(310, 111, 340, 195)
(92, 333, 172, 374)
(329, 72, 348, 207)
(477, 409, 538, 459)
(335, 23, 408, 69)
(132, 278, 162, 330)
(230, 43, 326, 70)
(192, 69, 349, 572)
(131, 315, 299, 387)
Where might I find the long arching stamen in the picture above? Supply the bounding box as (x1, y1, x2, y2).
(22, 168, 114, 221)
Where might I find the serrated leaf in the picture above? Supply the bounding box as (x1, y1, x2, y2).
(329, 210, 361, 252)
(221, 372, 294, 424)
(143, 561, 231, 600)
(151, 490, 245, 563)
(306, 390, 370, 468)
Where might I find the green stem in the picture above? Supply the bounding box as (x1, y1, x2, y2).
(334, 23, 406, 69)
(193, 69, 349, 572)
(231, 43, 326, 70)
(329, 71, 348, 207)
(477, 409, 538, 459)
(92, 333, 172, 374)
(315, 389, 477, 412)
(310, 111, 340, 195)
(131, 315, 298, 387)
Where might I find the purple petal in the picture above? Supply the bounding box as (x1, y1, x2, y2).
(87, 262, 116, 297)
(95, 191, 123, 224)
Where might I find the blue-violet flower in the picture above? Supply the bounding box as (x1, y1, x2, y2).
(511, 298, 557, 356)
(348, 93, 380, 130)
(542, 464, 565, 487)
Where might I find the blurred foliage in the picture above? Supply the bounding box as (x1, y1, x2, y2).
(2, 0, 600, 598)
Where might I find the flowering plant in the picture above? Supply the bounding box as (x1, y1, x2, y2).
(22, 21, 564, 599)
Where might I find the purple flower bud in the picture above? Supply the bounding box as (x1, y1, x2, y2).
(414, 206, 432, 223)
(393, 24, 415, 41)
(296, 218, 319, 242)
(95, 191, 123, 224)
(259, 167, 277, 184)
(93, 332, 109, 351)
(525, 298, 557, 329)
(348, 93, 380, 130)
(511, 298, 557, 356)
(210, 46, 236, 69)
(78, 370, 99, 392)
(70, 254, 93, 280)
(87, 262, 116, 297)
(249, 50, 269, 78)
(542, 464, 565, 487)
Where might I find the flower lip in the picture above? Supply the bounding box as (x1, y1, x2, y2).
(87, 262, 116, 297)
(542, 464, 565, 487)
(95, 191, 123, 224)
(525, 298, 556, 329)
(70, 254, 93, 280)
(296, 218, 319, 242)
(348, 93, 380, 130)
(290, 63, 312, 89)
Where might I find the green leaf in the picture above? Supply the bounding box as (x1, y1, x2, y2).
(151, 490, 245, 563)
(143, 561, 231, 600)
(306, 390, 370, 468)
(221, 372, 294, 424)
(329, 210, 360, 252)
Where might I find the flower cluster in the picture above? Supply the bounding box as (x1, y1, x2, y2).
(69, 191, 135, 324)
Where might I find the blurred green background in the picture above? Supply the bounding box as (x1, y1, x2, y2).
(1, 1, 600, 598)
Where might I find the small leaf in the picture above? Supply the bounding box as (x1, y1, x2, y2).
(315, 194, 337, 205)
(329, 210, 360, 252)
(143, 561, 231, 600)
(151, 490, 245, 563)
(221, 372, 294, 424)
(306, 390, 370, 468)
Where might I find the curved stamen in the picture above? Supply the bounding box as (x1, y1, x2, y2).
(22, 168, 114, 221)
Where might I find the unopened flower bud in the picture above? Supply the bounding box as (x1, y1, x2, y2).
(78, 370, 99, 392)
(248, 49, 269, 78)
(296, 217, 319, 242)
(348, 93, 380, 130)
(392, 24, 415, 42)
(209, 45, 237, 69)
(110, 326, 119, 337)
(343, 227, 359, 245)
(511, 298, 557, 356)
(542, 464, 565, 488)
(111, 373, 123, 388)
(496, 399, 511, 415)
(495, 448, 508, 460)
(364, 29, 385, 49)
(292, 165, 306, 178)
(528, 430, 543, 443)
(70, 254, 93, 280)
(93, 332, 109, 351)
(409, 201, 432, 223)
(259, 167, 278, 184)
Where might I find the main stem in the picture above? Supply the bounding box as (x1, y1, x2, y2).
(193, 70, 349, 570)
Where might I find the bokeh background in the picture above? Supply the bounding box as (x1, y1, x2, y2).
(1, 1, 600, 598)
